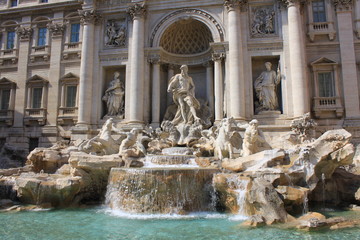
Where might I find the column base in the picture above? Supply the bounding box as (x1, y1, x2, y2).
(70, 123, 92, 141)
(150, 122, 160, 129)
(115, 120, 145, 131)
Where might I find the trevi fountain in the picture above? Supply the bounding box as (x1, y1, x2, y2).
(1, 65, 360, 239)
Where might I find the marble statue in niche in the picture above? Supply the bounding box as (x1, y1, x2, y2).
(167, 65, 201, 126)
(251, 6, 276, 37)
(102, 71, 125, 118)
(254, 62, 281, 113)
(105, 20, 126, 47)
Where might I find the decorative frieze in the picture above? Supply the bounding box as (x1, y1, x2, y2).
(224, 0, 248, 12)
(47, 23, 65, 37)
(78, 9, 102, 25)
(250, 5, 277, 38)
(127, 3, 146, 20)
(15, 26, 33, 41)
(105, 20, 127, 47)
(333, 0, 353, 11)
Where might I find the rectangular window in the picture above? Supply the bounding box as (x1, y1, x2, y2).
(10, 0, 17, 7)
(37, 27, 47, 46)
(40, 0, 48, 2)
(312, 0, 326, 22)
(32, 87, 43, 108)
(66, 85, 77, 107)
(6, 31, 15, 49)
(318, 72, 335, 97)
(70, 23, 80, 43)
(0, 89, 10, 110)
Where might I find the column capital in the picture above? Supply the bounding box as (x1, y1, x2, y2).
(224, 0, 248, 12)
(15, 26, 33, 41)
(333, 0, 353, 11)
(47, 23, 65, 38)
(148, 55, 161, 65)
(78, 9, 102, 25)
(279, 0, 306, 8)
(127, 3, 147, 20)
(212, 52, 225, 62)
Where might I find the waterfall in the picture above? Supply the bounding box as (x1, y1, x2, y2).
(105, 168, 219, 214)
(302, 191, 309, 215)
(321, 173, 326, 211)
(225, 175, 249, 217)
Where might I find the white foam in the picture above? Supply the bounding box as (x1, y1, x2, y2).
(142, 161, 199, 169)
(102, 208, 229, 220)
(28, 208, 53, 212)
(228, 215, 248, 221)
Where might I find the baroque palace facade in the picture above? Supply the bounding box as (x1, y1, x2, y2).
(0, 0, 360, 151)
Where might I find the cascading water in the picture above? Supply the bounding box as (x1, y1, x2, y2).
(105, 167, 219, 214)
(302, 191, 309, 215)
(225, 175, 249, 218)
(321, 173, 326, 210)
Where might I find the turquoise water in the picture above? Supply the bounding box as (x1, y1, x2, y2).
(1, 207, 360, 240)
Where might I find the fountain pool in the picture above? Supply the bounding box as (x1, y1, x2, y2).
(0, 207, 359, 240)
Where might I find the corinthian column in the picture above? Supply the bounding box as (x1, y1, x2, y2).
(127, 3, 146, 123)
(76, 9, 101, 127)
(212, 52, 225, 121)
(282, 0, 309, 117)
(224, 0, 246, 120)
(333, 0, 360, 118)
(149, 56, 161, 127)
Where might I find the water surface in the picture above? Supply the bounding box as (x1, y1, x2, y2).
(1, 207, 359, 240)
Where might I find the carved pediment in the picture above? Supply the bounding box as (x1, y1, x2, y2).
(60, 72, 79, 80)
(0, 77, 16, 87)
(310, 57, 337, 66)
(27, 75, 48, 84)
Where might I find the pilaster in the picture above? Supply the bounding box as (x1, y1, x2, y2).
(13, 18, 32, 128)
(47, 14, 65, 127)
(333, 0, 360, 118)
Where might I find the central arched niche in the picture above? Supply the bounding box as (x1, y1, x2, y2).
(160, 18, 213, 55)
(158, 18, 214, 121)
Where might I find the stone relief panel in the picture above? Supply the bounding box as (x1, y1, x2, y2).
(104, 19, 127, 48)
(250, 5, 277, 38)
